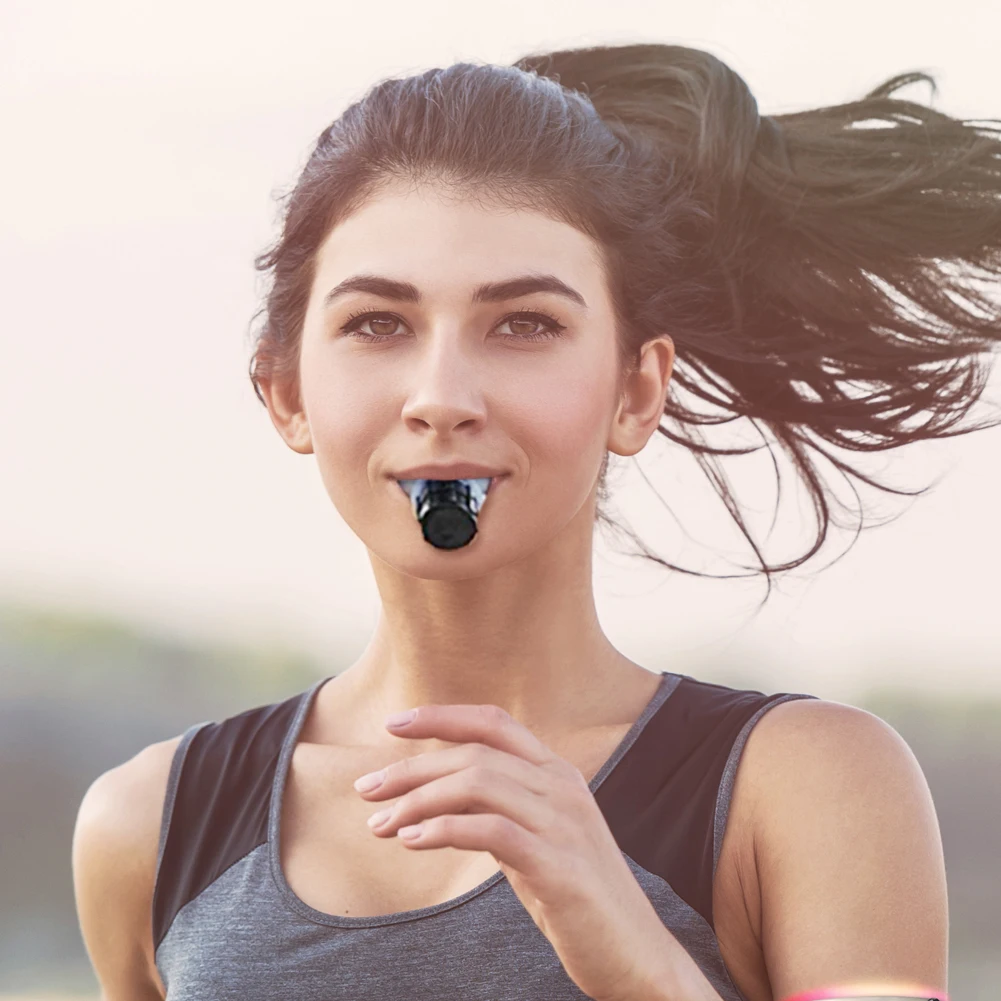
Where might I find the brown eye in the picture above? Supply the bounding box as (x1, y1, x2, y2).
(339, 312, 402, 340)
(495, 313, 567, 341)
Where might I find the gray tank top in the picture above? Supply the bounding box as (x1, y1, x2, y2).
(153, 670, 818, 999)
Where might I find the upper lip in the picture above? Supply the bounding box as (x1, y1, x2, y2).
(391, 463, 507, 480)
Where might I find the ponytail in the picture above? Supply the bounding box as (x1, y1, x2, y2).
(518, 45, 1001, 602)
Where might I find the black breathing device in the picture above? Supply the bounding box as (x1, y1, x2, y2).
(397, 477, 492, 550)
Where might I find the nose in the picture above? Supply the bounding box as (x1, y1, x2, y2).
(399, 342, 490, 433)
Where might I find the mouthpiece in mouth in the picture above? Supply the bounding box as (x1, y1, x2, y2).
(395, 477, 494, 549)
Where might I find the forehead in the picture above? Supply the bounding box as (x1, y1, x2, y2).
(314, 182, 607, 296)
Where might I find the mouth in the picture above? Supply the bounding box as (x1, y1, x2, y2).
(393, 474, 506, 508)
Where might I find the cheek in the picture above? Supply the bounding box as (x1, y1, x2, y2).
(297, 360, 389, 516)
(299, 348, 383, 443)
(514, 361, 617, 459)
(505, 372, 616, 535)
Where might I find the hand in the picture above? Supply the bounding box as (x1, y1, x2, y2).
(352, 703, 677, 1001)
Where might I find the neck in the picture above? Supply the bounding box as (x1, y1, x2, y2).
(311, 482, 663, 749)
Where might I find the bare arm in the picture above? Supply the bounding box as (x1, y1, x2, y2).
(72, 740, 180, 1000)
(750, 699, 949, 1001)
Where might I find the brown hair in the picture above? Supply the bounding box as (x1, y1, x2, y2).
(247, 43, 1001, 606)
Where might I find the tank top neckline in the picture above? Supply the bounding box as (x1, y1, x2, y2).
(267, 669, 681, 928)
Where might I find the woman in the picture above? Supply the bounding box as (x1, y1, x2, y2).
(77, 42, 1000, 1001)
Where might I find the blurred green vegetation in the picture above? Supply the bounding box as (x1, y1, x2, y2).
(0, 599, 321, 703)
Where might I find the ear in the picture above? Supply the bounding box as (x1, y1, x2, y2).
(255, 373, 314, 455)
(606, 335, 675, 458)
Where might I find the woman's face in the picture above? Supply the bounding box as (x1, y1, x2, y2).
(288, 180, 632, 575)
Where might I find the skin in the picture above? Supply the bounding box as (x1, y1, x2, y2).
(258, 177, 675, 757)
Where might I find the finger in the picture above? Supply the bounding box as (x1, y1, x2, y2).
(368, 766, 555, 840)
(394, 811, 548, 875)
(385, 703, 558, 766)
(357, 741, 550, 802)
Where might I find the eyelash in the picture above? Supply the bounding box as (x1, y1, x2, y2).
(338, 308, 568, 343)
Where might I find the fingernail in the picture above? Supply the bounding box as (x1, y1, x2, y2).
(353, 769, 386, 793)
(385, 709, 417, 728)
(367, 808, 392, 828)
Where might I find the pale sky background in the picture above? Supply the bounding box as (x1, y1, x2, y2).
(2, 0, 1000, 704)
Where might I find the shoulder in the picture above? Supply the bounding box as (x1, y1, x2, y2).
(741, 695, 936, 865)
(739, 695, 925, 816)
(89, 733, 189, 843)
(75, 734, 188, 990)
(741, 693, 895, 765)
(79, 732, 188, 866)
(741, 697, 948, 1001)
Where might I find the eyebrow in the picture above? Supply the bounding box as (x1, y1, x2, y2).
(322, 273, 588, 311)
